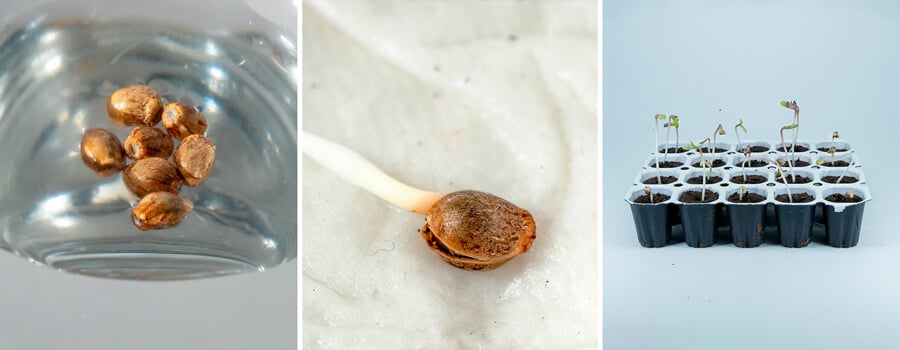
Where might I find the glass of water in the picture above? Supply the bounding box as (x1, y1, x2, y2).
(0, 0, 297, 280)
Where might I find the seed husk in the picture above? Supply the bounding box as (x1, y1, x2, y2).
(421, 190, 536, 271)
(80, 128, 126, 177)
(124, 126, 174, 160)
(131, 192, 194, 230)
(162, 102, 208, 140)
(173, 135, 215, 186)
(107, 85, 163, 126)
(122, 157, 183, 198)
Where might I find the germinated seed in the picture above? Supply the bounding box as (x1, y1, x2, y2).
(421, 190, 536, 271)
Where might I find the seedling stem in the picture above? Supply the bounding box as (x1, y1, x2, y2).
(712, 124, 725, 155)
(683, 139, 711, 202)
(741, 147, 751, 182)
(753, 155, 792, 203)
(779, 100, 800, 182)
(644, 186, 654, 203)
(734, 119, 747, 150)
(663, 115, 679, 162)
(831, 131, 840, 162)
(836, 156, 856, 183)
(653, 114, 666, 184)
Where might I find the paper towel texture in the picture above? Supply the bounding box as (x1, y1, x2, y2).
(303, 1, 597, 348)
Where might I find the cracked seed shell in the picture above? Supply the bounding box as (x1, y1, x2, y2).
(421, 190, 536, 271)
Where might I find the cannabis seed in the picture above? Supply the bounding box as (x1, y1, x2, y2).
(124, 126, 174, 160)
(122, 157, 183, 198)
(162, 102, 208, 140)
(421, 190, 536, 271)
(107, 85, 163, 126)
(173, 135, 215, 186)
(131, 191, 194, 231)
(80, 128, 126, 177)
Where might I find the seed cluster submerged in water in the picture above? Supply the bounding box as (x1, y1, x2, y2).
(80, 84, 217, 231)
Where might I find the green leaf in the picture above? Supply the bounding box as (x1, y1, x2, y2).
(671, 116, 680, 128)
(737, 118, 747, 133)
(780, 100, 788, 107)
(782, 124, 798, 130)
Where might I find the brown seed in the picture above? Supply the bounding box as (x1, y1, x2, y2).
(173, 135, 215, 186)
(124, 126, 174, 160)
(162, 102, 208, 140)
(131, 192, 193, 230)
(420, 190, 536, 271)
(80, 128, 126, 177)
(122, 157, 183, 198)
(107, 85, 163, 126)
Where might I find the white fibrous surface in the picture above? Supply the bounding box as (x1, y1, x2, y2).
(302, 1, 597, 348)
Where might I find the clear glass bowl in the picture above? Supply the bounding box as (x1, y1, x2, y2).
(0, 0, 297, 280)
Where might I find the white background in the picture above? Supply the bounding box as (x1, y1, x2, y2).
(604, 1, 900, 349)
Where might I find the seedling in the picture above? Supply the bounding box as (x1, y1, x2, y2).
(816, 155, 856, 184)
(829, 131, 840, 162)
(845, 190, 856, 200)
(816, 152, 853, 168)
(683, 139, 712, 201)
(837, 160, 856, 183)
(644, 186, 654, 203)
(662, 114, 680, 161)
(302, 131, 536, 271)
(683, 138, 711, 167)
(711, 124, 726, 154)
(741, 146, 751, 182)
(653, 113, 667, 183)
(734, 118, 747, 149)
(753, 155, 792, 202)
(779, 100, 800, 181)
(738, 185, 746, 201)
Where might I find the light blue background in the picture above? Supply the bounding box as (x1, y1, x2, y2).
(604, 1, 900, 349)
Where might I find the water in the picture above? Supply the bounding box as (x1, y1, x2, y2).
(0, 21, 297, 280)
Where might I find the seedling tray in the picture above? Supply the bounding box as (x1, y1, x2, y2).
(625, 139, 871, 248)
